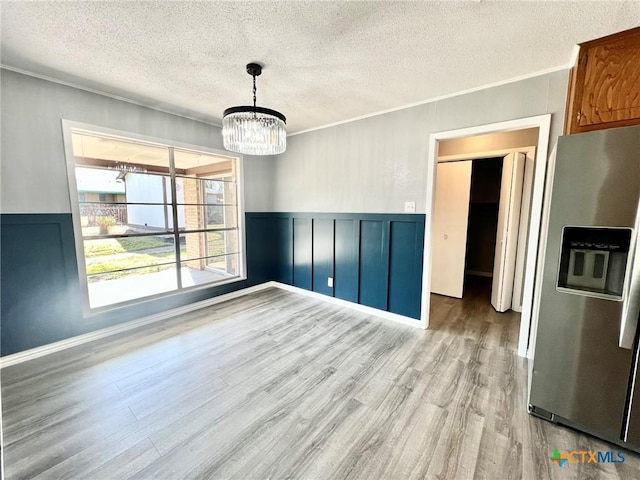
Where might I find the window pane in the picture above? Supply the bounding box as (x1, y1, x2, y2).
(179, 232, 205, 263)
(76, 168, 126, 201)
(176, 205, 237, 230)
(206, 230, 239, 257)
(79, 202, 128, 234)
(205, 254, 240, 276)
(180, 254, 239, 287)
(72, 133, 170, 173)
(126, 204, 176, 232)
(203, 179, 237, 205)
(80, 204, 173, 236)
(88, 264, 178, 309)
(204, 205, 237, 229)
(126, 172, 170, 204)
(179, 230, 239, 263)
(180, 205, 238, 230)
(84, 235, 179, 276)
(173, 149, 235, 176)
(179, 177, 237, 206)
(178, 204, 201, 231)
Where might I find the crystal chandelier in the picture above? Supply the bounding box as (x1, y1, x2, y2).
(222, 63, 286, 155)
(108, 162, 147, 174)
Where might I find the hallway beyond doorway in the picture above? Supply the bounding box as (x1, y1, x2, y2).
(429, 275, 521, 342)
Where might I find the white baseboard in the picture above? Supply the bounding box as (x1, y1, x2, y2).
(272, 282, 425, 330)
(0, 283, 273, 369)
(1, 281, 424, 368)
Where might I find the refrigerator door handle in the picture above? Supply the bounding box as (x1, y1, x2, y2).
(620, 217, 640, 349)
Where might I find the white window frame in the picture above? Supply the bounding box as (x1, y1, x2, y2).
(61, 120, 247, 317)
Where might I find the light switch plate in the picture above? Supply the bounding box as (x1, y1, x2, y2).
(404, 201, 416, 213)
(328, 277, 334, 287)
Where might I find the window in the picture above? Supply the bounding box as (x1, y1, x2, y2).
(63, 123, 244, 312)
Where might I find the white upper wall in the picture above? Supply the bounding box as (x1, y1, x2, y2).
(272, 69, 569, 213)
(1, 68, 568, 215)
(0, 69, 274, 214)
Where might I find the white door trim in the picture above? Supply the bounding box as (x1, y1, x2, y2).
(421, 114, 552, 357)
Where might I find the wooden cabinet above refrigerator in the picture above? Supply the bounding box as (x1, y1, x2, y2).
(565, 27, 640, 134)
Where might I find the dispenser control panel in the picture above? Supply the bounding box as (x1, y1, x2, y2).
(557, 226, 632, 300)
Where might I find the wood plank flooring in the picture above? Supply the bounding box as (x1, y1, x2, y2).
(3, 280, 640, 479)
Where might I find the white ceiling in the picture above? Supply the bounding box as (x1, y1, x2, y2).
(2, 1, 639, 134)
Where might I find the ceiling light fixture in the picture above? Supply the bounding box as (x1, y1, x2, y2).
(108, 161, 147, 174)
(222, 63, 286, 156)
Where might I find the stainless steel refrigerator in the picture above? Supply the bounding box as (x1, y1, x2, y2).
(529, 124, 640, 451)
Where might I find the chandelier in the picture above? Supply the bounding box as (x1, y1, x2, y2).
(222, 63, 286, 155)
(108, 162, 147, 174)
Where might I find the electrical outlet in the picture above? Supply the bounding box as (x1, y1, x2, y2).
(404, 201, 416, 213)
(328, 277, 334, 288)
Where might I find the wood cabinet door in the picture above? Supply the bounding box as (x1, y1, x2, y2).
(569, 27, 640, 133)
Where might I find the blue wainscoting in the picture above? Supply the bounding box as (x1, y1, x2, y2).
(245, 214, 292, 286)
(359, 220, 390, 311)
(0, 214, 83, 356)
(2, 212, 424, 356)
(1, 213, 249, 356)
(334, 219, 359, 303)
(388, 221, 425, 318)
(293, 218, 313, 290)
(312, 219, 334, 297)
(245, 212, 425, 320)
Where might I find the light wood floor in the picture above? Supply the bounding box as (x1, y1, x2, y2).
(3, 281, 640, 479)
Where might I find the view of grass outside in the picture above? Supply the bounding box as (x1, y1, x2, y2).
(86, 248, 181, 281)
(206, 230, 225, 256)
(84, 236, 168, 257)
(84, 231, 226, 282)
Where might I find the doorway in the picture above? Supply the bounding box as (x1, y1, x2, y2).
(465, 157, 503, 308)
(420, 115, 552, 358)
(431, 151, 530, 313)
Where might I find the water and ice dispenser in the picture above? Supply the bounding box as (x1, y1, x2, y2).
(557, 227, 633, 300)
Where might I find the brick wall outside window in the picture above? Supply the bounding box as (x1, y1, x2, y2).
(183, 178, 204, 270)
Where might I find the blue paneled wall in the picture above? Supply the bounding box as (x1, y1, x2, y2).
(334, 219, 359, 303)
(1, 214, 249, 356)
(1, 211, 424, 356)
(359, 220, 390, 311)
(1, 215, 83, 355)
(312, 219, 334, 297)
(293, 218, 313, 290)
(245, 212, 425, 320)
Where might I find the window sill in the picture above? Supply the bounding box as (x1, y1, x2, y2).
(82, 274, 247, 320)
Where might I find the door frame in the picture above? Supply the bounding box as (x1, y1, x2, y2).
(420, 115, 551, 358)
(438, 147, 536, 313)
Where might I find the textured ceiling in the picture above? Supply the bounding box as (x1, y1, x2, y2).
(2, 1, 639, 134)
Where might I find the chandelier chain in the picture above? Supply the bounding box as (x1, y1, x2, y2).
(252, 74, 257, 108)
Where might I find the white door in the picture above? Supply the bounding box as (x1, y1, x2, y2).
(491, 152, 526, 312)
(512, 149, 535, 312)
(431, 160, 472, 298)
